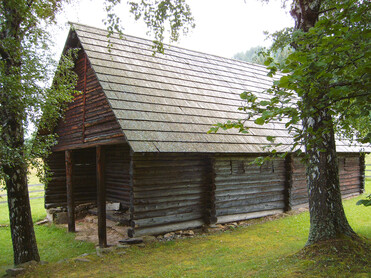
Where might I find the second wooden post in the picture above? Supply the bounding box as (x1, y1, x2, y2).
(96, 146, 107, 247)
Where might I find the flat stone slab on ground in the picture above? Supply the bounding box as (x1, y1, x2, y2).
(74, 258, 91, 263)
(36, 219, 49, 225)
(119, 238, 143, 245)
(6, 268, 26, 277)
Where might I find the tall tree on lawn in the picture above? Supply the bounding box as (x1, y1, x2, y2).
(211, 0, 370, 245)
(282, 0, 369, 244)
(0, 0, 194, 265)
(0, 0, 77, 264)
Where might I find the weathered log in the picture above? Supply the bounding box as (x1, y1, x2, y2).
(216, 194, 284, 209)
(134, 194, 206, 205)
(52, 137, 126, 152)
(216, 201, 285, 216)
(131, 210, 204, 228)
(215, 173, 285, 182)
(216, 209, 284, 224)
(215, 185, 285, 197)
(133, 180, 206, 191)
(128, 219, 204, 237)
(133, 187, 206, 199)
(133, 204, 206, 220)
(214, 178, 286, 188)
(134, 198, 207, 213)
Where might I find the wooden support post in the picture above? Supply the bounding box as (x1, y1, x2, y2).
(96, 146, 107, 247)
(65, 150, 75, 232)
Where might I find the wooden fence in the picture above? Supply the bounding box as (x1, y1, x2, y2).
(0, 184, 44, 204)
(366, 164, 371, 179)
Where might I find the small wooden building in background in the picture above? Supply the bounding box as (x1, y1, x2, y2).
(46, 23, 369, 241)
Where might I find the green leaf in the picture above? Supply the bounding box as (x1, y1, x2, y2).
(240, 92, 248, 99)
(254, 118, 265, 125)
(264, 56, 274, 66)
(260, 101, 270, 106)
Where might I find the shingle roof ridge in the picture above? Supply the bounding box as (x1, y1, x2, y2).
(69, 22, 269, 72)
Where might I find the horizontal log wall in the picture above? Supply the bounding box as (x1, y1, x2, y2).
(130, 153, 211, 236)
(290, 157, 307, 209)
(338, 154, 362, 197)
(104, 144, 131, 209)
(53, 50, 123, 151)
(46, 148, 364, 234)
(45, 148, 97, 208)
(213, 155, 286, 223)
(45, 151, 66, 208)
(72, 148, 97, 204)
(290, 154, 362, 209)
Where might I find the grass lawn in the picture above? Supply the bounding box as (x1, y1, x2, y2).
(0, 166, 96, 275)
(0, 157, 370, 277)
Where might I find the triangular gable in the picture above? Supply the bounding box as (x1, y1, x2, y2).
(53, 44, 125, 151)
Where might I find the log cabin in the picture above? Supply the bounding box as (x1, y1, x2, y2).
(45, 23, 370, 245)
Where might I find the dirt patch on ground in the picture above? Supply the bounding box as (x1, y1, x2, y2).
(59, 215, 129, 246)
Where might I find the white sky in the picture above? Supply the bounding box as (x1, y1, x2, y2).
(53, 0, 294, 59)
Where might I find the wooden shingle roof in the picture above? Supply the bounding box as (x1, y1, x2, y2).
(68, 23, 370, 153)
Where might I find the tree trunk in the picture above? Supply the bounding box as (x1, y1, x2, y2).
(3, 119, 40, 265)
(6, 166, 40, 264)
(303, 108, 357, 245)
(0, 2, 41, 264)
(291, 0, 358, 246)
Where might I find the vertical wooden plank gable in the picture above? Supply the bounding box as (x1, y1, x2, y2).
(53, 49, 124, 151)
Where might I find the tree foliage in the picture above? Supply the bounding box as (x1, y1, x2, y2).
(0, 0, 79, 264)
(0, 0, 78, 184)
(127, 0, 195, 53)
(213, 0, 370, 154)
(233, 45, 292, 66)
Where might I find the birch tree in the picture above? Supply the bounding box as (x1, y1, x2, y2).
(212, 0, 370, 245)
(0, 0, 79, 265)
(1, 0, 194, 265)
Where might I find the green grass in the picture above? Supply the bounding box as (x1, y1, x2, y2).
(0, 167, 96, 274)
(17, 183, 371, 277)
(0, 157, 370, 277)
